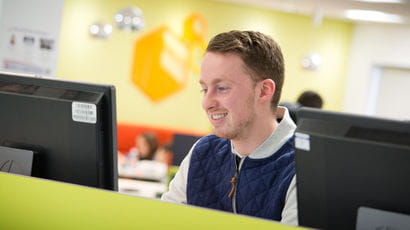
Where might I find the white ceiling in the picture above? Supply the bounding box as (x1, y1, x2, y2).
(216, 0, 410, 25)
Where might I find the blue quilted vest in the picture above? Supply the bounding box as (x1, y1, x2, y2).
(187, 134, 295, 221)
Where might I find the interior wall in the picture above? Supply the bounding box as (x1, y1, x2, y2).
(57, 0, 353, 133)
(371, 67, 410, 120)
(0, 0, 63, 76)
(0, 1, 3, 20)
(343, 23, 410, 116)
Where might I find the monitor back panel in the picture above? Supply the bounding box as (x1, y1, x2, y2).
(295, 108, 410, 230)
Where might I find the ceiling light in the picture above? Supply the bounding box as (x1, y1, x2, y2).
(354, 0, 405, 3)
(344, 9, 404, 23)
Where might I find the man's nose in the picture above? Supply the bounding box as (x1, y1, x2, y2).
(202, 91, 217, 112)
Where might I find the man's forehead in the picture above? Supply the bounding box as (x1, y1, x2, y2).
(199, 77, 229, 86)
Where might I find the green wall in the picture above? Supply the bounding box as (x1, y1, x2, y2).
(57, 0, 353, 133)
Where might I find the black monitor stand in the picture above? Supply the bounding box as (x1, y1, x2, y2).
(0, 146, 35, 176)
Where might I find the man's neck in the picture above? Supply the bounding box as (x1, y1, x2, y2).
(232, 117, 278, 157)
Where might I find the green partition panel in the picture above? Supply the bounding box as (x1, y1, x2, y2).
(0, 172, 306, 229)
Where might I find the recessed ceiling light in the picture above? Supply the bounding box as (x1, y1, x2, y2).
(354, 0, 405, 3)
(344, 9, 404, 23)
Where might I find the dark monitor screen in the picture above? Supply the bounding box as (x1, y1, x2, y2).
(295, 108, 410, 230)
(0, 72, 118, 191)
(171, 134, 201, 166)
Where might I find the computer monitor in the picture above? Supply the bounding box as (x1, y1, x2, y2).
(171, 133, 201, 166)
(295, 108, 410, 230)
(0, 72, 118, 191)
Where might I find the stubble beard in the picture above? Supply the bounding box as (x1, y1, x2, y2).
(213, 96, 256, 140)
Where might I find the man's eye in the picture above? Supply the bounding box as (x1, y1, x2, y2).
(200, 88, 208, 94)
(217, 87, 228, 92)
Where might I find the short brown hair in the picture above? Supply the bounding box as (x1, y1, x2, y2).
(206, 30, 285, 111)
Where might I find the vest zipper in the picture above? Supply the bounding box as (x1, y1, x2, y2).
(230, 156, 245, 214)
(228, 174, 237, 198)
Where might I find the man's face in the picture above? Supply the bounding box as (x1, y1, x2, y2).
(200, 52, 259, 140)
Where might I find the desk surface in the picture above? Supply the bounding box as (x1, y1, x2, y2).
(118, 178, 167, 199)
(0, 172, 306, 230)
(118, 160, 168, 182)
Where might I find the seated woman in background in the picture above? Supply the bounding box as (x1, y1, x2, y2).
(118, 132, 158, 166)
(130, 132, 159, 161)
(118, 132, 171, 181)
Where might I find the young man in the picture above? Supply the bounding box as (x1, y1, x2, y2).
(161, 30, 297, 226)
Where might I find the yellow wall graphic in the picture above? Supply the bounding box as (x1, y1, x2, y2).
(131, 13, 207, 102)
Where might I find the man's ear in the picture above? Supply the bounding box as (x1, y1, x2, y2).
(258, 79, 275, 102)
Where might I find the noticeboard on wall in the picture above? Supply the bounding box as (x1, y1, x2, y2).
(0, 0, 63, 77)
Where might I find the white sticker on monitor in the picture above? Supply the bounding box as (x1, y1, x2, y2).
(72, 102, 97, 124)
(295, 132, 310, 151)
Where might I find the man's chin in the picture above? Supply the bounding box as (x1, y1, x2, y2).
(214, 129, 236, 140)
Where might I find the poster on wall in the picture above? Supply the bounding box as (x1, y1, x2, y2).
(0, 0, 63, 77)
